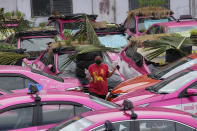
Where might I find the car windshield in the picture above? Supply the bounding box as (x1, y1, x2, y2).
(150, 70, 197, 94)
(62, 22, 80, 35)
(58, 52, 112, 71)
(90, 95, 119, 108)
(31, 68, 64, 82)
(167, 25, 197, 33)
(138, 17, 173, 32)
(153, 57, 197, 79)
(98, 34, 127, 48)
(21, 37, 55, 51)
(49, 116, 94, 131)
(58, 53, 76, 72)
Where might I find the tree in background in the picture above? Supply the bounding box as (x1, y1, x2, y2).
(139, 0, 168, 7)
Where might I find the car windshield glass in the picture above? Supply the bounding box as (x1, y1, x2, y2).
(167, 25, 197, 33)
(21, 37, 55, 51)
(138, 17, 173, 32)
(58, 52, 111, 71)
(90, 95, 119, 108)
(58, 53, 76, 72)
(98, 34, 127, 48)
(154, 57, 196, 79)
(62, 22, 80, 35)
(152, 70, 197, 94)
(49, 116, 94, 131)
(31, 68, 64, 82)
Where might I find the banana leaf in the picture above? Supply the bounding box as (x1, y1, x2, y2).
(140, 35, 195, 60)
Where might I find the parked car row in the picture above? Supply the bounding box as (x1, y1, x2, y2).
(0, 6, 197, 131)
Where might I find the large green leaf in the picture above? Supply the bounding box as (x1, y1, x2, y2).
(142, 35, 195, 60)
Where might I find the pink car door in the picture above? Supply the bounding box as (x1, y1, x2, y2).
(119, 45, 150, 79)
(180, 80, 197, 115)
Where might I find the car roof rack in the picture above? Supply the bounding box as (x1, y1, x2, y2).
(104, 120, 115, 131)
(121, 99, 137, 120)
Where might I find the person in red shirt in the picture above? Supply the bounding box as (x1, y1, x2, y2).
(88, 55, 117, 99)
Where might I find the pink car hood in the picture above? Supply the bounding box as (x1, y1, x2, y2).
(113, 89, 164, 106)
(62, 77, 81, 86)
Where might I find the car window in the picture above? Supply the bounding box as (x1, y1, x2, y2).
(159, 58, 197, 79)
(48, 116, 94, 131)
(42, 104, 91, 125)
(48, 21, 60, 33)
(20, 37, 55, 52)
(58, 53, 76, 72)
(167, 26, 197, 34)
(176, 122, 195, 131)
(128, 18, 136, 33)
(157, 71, 197, 94)
(147, 26, 157, 34)
(40, 51, 54, 66)
(113, 121, 130, 131)
(139, 120, 175, 131)
(93, 121, 131, 131)
(42, 104, 75, 125)
(187, 81, 197, 90)
(0, 106, 33, 130)
(0, 76, 25, 90)
(75, 106, 92, 114)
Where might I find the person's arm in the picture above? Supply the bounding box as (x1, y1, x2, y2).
(107, 67, 116, 78)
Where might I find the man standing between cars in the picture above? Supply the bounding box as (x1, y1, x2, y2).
(88, 55, 117, 99)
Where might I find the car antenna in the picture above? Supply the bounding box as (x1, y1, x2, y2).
(28, 84, 41, 102)
(121, 99, 137, 120)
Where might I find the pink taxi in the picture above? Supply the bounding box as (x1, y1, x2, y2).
(24, 47, 125, 92)
(113, 65, 197, 115)
(146, 16, 197, 35)
(0, 88, 118, 130)
(123, 7, 175, 38)
(47, 14, 97, 39)
(50, 100, 197, 131)
(0, 65, 83, 93)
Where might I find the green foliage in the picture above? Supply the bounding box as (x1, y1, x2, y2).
(139, 0, 167, 7)
(39, 22, 46, 29)
(190, 29, 197, 36)
(0, 52, 28, 65)
(142, 35, 195, 60)
(0, 43, 15, 50)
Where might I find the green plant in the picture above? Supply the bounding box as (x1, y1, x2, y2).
(39, 22, 46, 28)
(190, 29, 197, 36)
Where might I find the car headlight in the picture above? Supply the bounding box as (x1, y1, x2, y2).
(66, 87, 83, 91)
(138, 103, 150, 107)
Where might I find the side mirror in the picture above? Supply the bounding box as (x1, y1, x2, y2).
(104, 120, 115, 131)
(187, 88, 197, 96)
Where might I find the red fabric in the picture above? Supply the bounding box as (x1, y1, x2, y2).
(88, 63, 109, 95)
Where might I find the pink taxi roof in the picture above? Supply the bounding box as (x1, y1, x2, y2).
(154, 20, 197, 28)
(0, 90, 89, 109)
(83, 107, 197, 127)
(0, 65, 30, 72)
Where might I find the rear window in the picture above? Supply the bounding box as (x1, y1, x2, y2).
(31, 68, 64, 82)
(90, 96, 119, 108)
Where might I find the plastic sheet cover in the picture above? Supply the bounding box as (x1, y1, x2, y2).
(98, 34, 127, 48)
